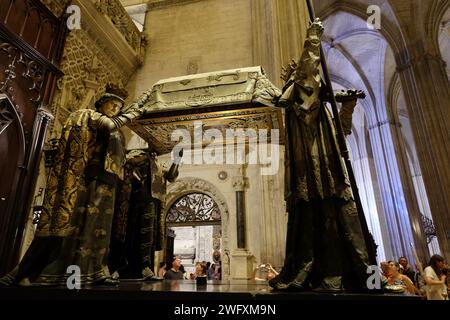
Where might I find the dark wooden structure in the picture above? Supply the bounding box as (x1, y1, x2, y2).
(165, 228, 175, 268)
(0, 0, 66, 275)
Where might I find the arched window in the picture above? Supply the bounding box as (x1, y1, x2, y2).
(166, 193, 221, 226)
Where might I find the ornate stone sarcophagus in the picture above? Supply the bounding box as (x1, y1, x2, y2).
(129, 66, 284, 154)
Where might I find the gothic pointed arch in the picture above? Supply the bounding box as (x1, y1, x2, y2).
(317, 5, 433, 261)
(427, 0, 450, 50)
(315, 0, 410, 65)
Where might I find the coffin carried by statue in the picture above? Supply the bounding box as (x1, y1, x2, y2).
(129, 66, 284, 154)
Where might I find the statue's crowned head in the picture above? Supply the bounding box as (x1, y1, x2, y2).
(95, 83, 129, 117)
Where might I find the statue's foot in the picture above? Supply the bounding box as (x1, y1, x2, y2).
(18, 278, 32, 287)
(101, 278, 120, 286)
(142, 267, 154, 279)
(269, 281, 289, 291)
(268, 276, 290, 291)
(312, 276, 343, 293)
(288, 264, 312, 291)
(93, 277, 119, 286)
(104, 278, 120, 285)
(142, 267, 162, 281)
(286, 280, 309, 292)
(0, 274, 16, 287)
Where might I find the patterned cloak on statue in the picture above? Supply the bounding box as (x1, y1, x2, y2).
(269, 20, 373, 292)
(19, 109, 126, 284)
(109, 150, 167, 277)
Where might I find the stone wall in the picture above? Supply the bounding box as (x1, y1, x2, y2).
(127, 0, 309, 97)
(129, 0, 253, 96)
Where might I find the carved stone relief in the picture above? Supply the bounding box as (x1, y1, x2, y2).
(95, 0, 142, 51)
(47, 27, 133, 139)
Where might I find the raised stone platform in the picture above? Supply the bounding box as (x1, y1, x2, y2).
(0, 279, 419, 301)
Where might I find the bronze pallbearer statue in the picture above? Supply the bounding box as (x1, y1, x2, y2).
(269, 18, 377, 292)
(109, 149, 181, 280)
(0, 85, 146, 286)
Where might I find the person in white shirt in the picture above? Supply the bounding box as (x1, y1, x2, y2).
(424, 254, 448, 300)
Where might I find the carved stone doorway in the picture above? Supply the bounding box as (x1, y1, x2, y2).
(165, 192, 222, 278)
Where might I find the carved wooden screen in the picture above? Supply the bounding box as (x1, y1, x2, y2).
(0, 0, 66, 275)
(166, 193, 221, 227)
(0, 94, 25, 239)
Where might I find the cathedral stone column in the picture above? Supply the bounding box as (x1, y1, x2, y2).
(348, 134, 389, 262)
(230, 168, 252, 280)
(251, 0, 309, 87)
(259, 164, 288, 270)
(369, 119, 428, 261)
(396, 48, 450, 259)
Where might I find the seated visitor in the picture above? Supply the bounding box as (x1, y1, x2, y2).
(386, 261, 417, 295)
(398, 256, 416, 282)
(195, 262, 207, 278)
(164, 257, 184, 280)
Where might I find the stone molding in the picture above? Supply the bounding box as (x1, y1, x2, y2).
(94, 0, 143, 52)
(147, 0, 204, 11)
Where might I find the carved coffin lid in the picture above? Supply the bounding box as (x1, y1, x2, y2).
(131, 66, 284, 154)
(143, 66, 280, 112)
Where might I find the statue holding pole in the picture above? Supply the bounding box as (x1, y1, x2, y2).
(269, 12, 376, 292)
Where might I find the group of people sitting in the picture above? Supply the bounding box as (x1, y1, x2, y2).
(381, 254, 449, 300)
(136, 253, 449, 301)
(157, 257, 221, 281)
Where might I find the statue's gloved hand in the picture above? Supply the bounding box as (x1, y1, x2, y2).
(97, 107, 143, 131)
(336, 90, 366, 136)
(335, 89, 365, 103)
(120, 102, 144, 122)
(165, 148, 183, 182)
(121, 88, 153, 118)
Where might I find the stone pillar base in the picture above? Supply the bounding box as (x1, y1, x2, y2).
(230, 249, 253, 280)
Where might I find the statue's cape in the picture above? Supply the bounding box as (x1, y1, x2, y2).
(36, 109, 124, 237)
